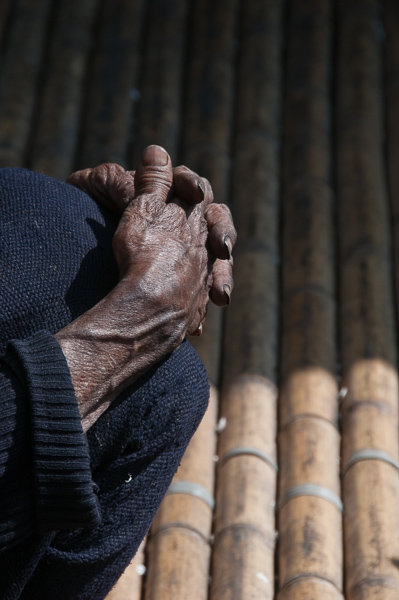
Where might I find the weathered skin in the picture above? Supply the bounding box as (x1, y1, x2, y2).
(57, 145, 236, 431)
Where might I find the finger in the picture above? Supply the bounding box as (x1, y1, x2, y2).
(187, 289, 210, 335)
(191, 321, 205, 336)
(205, 203, 237, 260)
(134, 145, 174, 202)
(173, 167, 214, 206)
(67, 164, 135, 215)
(66, 168, 91, 189)
(209, 258, 234, 307)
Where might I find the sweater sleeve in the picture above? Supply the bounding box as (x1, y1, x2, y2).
(0, 330, 101, 552)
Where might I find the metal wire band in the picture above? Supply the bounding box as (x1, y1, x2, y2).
(166, 481, 215, 510)
(152, 522, 211, 545)
(342, 448, 399, 475)
(278, 483, 343, 512)
(220, 446, 278, 472)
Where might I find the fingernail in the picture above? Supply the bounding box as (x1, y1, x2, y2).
(223, 285, 231, 305)
(224, 236, 232, 260)
(198, 180, 205, 199)
(141, 145, 169, 166)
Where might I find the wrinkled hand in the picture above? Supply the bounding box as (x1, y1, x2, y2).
(67, 148, 236, 326)
(59, 146, 236, 430)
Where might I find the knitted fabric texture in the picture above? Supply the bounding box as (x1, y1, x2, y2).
(0, 168, 209, 600)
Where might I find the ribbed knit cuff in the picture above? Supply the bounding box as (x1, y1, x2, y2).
(7, 331, 101, 533)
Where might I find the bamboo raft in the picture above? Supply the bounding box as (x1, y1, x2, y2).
(1, 0, 399, 598)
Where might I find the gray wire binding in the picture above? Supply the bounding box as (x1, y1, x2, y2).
(278, 483, 343, 512)
(342, 448, 399, 475)
(166, 481, 215, 510)
(220, 446, 278, 472)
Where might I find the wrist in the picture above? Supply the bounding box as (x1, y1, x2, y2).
(56, 277, 186, 431)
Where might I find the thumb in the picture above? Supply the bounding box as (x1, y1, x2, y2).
(134, 145, 173, 202)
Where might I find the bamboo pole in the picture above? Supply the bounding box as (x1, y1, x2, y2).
(182, 0, 239, 388)
(76, 0, 145, 169)
(383, 18, 399, 597)
(278, 1, 343, 598)
(212, 378, 278, 600)
(130, 0, 189, 166)
(144, 386, 218, 600)
(0, 0, 12, 51)
(27, 0, 97, 180)
(182, 0, 238, 206)
(383, 0, 399, 334)
(210, 2, 283, 598)
(337, 1, 399, 598)
(0, 0, 52, 167)
(105, 539, 146, 600)
(144, 3, 239, 597)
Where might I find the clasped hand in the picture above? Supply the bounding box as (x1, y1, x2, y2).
(58, 145, 236, 431)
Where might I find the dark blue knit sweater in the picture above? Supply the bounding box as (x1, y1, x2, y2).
(0, 168, 209, 599)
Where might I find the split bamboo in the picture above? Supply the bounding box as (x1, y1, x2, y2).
(0, 0, 52, 167)
(105, 539, 146, 600)
(210, 2, 283, 598)
(130, 0, 189, 166)
(76, 0, 145, 169)
(337, 1, 399, 598)
(144, 386, 218, 600)
(28, 0, 97, 180)
(278, 1, 343, 599)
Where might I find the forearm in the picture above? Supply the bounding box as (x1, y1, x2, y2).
(55, 277, 187, 431)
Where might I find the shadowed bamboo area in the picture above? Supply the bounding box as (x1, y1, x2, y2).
(1, 0, 399, 598)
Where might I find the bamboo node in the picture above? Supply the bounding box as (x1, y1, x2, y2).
(220, 446, 278, 471)
(350, 574, 399, 595)
(342, 448, 399, 475)
(278, 483, 343, 512)
(150, 521, 211, 545)
(278, 573, 343, 597)
(166, 481, 215, 510)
